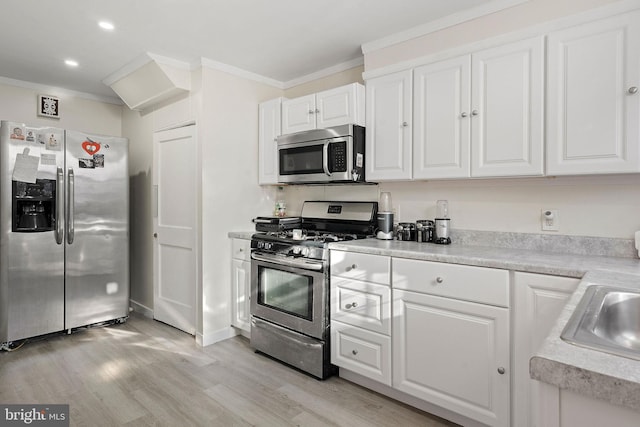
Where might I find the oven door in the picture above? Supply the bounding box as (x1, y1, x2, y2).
(278, 138, 352, 183)
(250, 251, 327, 339)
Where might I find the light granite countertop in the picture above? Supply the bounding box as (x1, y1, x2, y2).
(327, 238, 640, 412)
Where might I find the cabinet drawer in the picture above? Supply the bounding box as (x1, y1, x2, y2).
(393, 258, 509, 307)
(331, 320, 391, 386)
(330, 251, 390, 285)
(331, 277, 391, 335)
(232, 238, 251, 261)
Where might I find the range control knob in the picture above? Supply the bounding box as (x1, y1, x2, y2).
(264, 242, 272, 250)
(300, 247, 310, 257)
(292, 246, 301, 255)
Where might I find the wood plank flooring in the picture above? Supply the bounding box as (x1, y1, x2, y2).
(0, 313, 457, 426)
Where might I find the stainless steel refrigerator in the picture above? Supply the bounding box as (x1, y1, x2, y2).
(0, 120, 129, 344)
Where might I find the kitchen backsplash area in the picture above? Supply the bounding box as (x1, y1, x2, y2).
(278, 173, 640, 256)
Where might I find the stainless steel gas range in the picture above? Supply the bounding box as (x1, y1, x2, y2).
(250, 201, 378, 379)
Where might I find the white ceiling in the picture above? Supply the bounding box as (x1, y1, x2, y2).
(1, 0, 511, 102)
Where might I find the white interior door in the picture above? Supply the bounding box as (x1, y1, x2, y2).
(153, 125, 197, 334)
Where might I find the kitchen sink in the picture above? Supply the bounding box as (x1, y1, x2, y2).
(561, 285, 640, 361)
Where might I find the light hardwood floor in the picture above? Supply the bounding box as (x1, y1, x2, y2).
(0, 313, 457, 426)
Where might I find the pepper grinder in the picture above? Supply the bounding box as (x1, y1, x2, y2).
(434, 200, 451, 244)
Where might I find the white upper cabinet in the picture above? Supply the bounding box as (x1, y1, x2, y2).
(471, 37, 544, 177)
(378, 37, 544, 181)
(546, 11, 640, 175)
(281, 94, 315, 134)
(366, 70, 413, 181)
(258, 97, 283, 185)
(413, 56, 471, 179)
(281, 83, 365, 135)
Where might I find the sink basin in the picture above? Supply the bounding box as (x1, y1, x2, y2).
(561, 285, 640, 361)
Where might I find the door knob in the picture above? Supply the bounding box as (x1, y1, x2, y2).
(629, 86, 639, 94)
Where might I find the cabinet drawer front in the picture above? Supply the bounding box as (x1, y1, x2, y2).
(331, 320, 391, 386)
(393, 258, 509, 307)
(331, 277, 391, 334)
(330, 251, 390, 285)
(232, 239, 251, 261)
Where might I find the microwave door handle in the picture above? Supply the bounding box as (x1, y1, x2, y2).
(322, 141, 332, 176)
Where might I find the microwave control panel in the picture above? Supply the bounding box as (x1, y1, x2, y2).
(329, 142, 347, 173)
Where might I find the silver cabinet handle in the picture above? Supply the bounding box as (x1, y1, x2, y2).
(436, 276, 444, 284)
(472, 110, 479, 116)
(629, 86, 639, 94)
(66, 168, 74, 245)
(315, 109, 320, 114)
(345, 302, 358, 309)
(352, 349, 358, 355)
(346, 264, 358, 271)
(153, 233, 158, 238)
(402, 121, 409, 127)
(461, 112, 468, 118)
(497, 367, 506, 375)
(55, 167, 64, 244)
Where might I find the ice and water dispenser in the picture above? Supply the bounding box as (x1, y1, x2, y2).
(12, 179, 56, 232)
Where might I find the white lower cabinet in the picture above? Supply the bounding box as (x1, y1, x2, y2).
(512, 272, 579, 427)
(231, 238, 251, 334)
(330, 251, 392, 385)
(393, 289, 510, 427)
(331, 320, 392, 386)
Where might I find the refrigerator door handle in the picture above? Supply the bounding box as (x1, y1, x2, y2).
(55, 167, 64, 244)
(67, 168, 75, 244)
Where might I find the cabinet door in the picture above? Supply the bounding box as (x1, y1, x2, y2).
(471, 36, 544, 177)
(546, 12, 640, 175)
(393, 289, 510, 427)
(413, 55, 471, 179)
(365, 70, 413, 181)
(231, 258, 251, 333)
(282, 94, 316, 134)
(258, 98, 282, 185)
(512, 272, 579, 427)
(316, 83, 365, 129)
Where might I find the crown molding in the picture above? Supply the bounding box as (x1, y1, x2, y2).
(282, 57, 364, 89)
(361, 0, 530, 54)
(198, 57, 285, 89)
(0, 75, 123, 105)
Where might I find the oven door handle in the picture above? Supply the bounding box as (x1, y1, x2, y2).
(251, 252, 324, 272)
(322, 141, 332, 176)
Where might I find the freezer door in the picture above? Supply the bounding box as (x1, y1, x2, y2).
(0, 121, 65, 342)
(64, 130, 129, 329)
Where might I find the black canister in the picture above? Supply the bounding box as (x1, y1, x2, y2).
(396, 222, 416, 241)
(416, 220, 434, 243)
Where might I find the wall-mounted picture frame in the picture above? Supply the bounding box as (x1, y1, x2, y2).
(37, 94, 60, 119)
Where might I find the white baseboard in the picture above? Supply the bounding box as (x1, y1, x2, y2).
(129, 299, 153, 318)
(198, 326, 238, 347)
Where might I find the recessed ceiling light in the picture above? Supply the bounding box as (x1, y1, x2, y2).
(65, 59, 79, 67)
(98, 21, 114, 31)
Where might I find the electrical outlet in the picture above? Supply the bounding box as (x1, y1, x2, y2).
(541, 209, 559, 231)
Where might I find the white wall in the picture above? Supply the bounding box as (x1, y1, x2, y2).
(200, 66, 280, 343)
(0, 80, 122, 135)
(122, 106, 154, 313)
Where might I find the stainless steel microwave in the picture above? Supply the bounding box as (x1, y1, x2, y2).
(277, 124, 365, 184)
